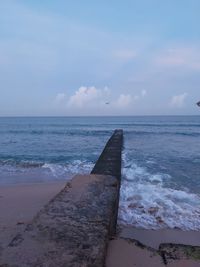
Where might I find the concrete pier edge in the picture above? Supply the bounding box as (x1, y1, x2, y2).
(0, 129, 123, 267)
(91, 129, 123, 181)
(91, 129, 123, 235)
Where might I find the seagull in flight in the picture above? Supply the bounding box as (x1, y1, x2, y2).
(196, 101, 200, 107)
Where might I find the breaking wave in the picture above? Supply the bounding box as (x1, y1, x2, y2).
(119, 152, 200, 230)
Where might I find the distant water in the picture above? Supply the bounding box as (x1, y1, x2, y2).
(0, 116, 200, 230)
(0, 117, 112, 184)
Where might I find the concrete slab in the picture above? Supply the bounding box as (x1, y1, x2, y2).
(0, 174, 119, 267)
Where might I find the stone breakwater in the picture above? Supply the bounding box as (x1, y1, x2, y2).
(0, 130, 123, 267)
(91, 129, 123, 181)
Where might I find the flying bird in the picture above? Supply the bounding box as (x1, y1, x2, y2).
(196, 101, 200, 107)
(105, 102, 110, 105)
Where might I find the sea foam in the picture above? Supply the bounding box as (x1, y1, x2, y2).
(43, 160, 94, 178)
(118, 152, 200, 230)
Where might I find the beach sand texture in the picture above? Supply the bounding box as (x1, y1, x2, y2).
(0, 182, 66, 250)
(106, 238, 200, 267)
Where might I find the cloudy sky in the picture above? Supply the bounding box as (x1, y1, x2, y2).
(0, 0, 200, 116)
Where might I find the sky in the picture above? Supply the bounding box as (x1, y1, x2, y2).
(0, 0, 200, 116)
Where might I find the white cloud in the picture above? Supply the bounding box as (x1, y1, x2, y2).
(113, 89, 146, 109)
(54, 87, 148, 114)
(55, 86, 110, 110)
(170, 93, 188, 108)
(125, 89, 146, 103)
(67, 86, 110, 108)
(115, 94, 132, 108)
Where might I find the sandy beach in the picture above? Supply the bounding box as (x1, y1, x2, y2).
(1, 0, 200, 264)
(119, 226, 200, 249)
(0, 181, 66, 249)
(106, 237, 200, 267)
(0, 174, 119, 266)
(1, 180, 200, 266)
(1, 180, 200, 267)
(106, 226, 200, 267)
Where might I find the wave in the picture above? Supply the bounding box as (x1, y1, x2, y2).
(0, 159, 44, 168)
(42, 160, 94, 177)
(0, 129, 112, 136)
(119, 152, 200, 230)
(0, 159, 94, 178)
(112, 123, 200, 127)
(125, 130, 200, 137)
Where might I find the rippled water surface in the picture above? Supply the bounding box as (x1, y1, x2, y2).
(0, 116, 200, 230)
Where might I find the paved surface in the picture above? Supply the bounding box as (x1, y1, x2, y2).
(0, 174, 119, 267)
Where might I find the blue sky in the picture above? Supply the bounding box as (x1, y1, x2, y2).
(0, 0, 200, 116)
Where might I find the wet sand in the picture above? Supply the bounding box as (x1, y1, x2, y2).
(106, 238, 200, 267)
(0, 181, 66, 248)
(120, 226, 200, 249)
(106, 226, 200, 266)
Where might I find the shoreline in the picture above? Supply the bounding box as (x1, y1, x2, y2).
(0, 179, 67, 187)
(1, 181, 200, 266)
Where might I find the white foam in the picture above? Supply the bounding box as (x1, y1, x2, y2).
(43, 160, 94, 178)
(43, 163, 68, 178)
(119, 154, 200, 230)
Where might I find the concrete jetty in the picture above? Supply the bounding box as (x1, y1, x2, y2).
(91, 129, 123, 181)
(91, 129, 123, 235)
(0, 130, 123, 267)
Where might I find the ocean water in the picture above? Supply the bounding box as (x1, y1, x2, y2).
(0, 116, 200, 230)
(0, 117, 112, 184)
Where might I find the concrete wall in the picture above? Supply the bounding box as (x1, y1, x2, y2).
(0, 130, 123, 267)
(91, 129, 123, 181)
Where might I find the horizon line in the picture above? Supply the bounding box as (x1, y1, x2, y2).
(0, 114, 199, 118)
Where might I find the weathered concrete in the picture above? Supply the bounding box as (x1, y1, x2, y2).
(159, 243, 200, 264)
(91, 129, 123, 181)
(91, 129, 123, 236)
(0, 130, 123, 267)
(0, 174, 119, 267)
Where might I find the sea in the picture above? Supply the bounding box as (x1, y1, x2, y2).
(0, 116, 200, 230)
